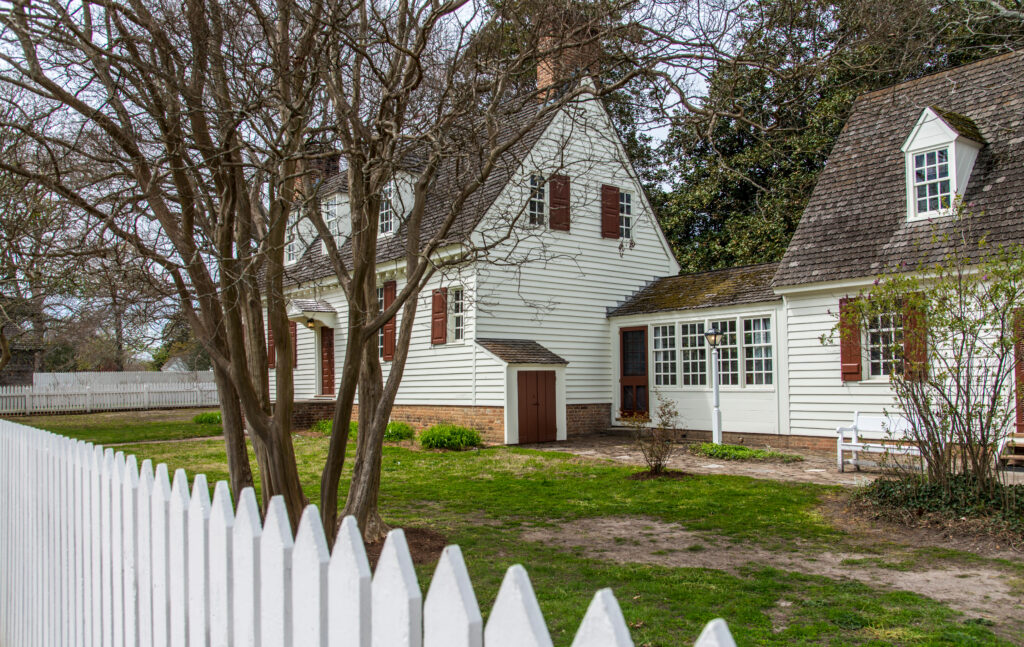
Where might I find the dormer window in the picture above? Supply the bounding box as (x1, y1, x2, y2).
(324, 195, 345, 247)
(902, 107, 984, 221)
(912, 148, 951, 215)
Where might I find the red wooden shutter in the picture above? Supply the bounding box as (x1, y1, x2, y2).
(600, 185, 620, 239)
(838, 298, 862, 382)
(382, 280, 396, 361)
(431, 288, 447, 345)
(289, 321, 298, 367)
(267, 322, 276, 369)
(902, 296, 927, 381)
(549, 175, 570, 231)
(1015, 309, 1023, 433)
(320, 327, 334, 396)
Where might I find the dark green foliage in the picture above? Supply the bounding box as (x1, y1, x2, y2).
(419, 424, 482, 450)
(191, 411, 221, 425)
(384, 421, 415, 442)
(862, 474, 1024, 535)
(692, 443, 803, 463)
(310, 419, 359, 439)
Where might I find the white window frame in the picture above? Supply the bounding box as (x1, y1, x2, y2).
(448, 287, 465, 342)
(711, 319, 739, 386)
(650, 313, 776, 391)
(379, 183, 396, 236)
(652, 324, 677, 386)
(866, 312, 903, 378)
(742, 317, 773, 386)
(285, 211, 300, 264)
(619, 191, 633, 239)
(528, 174, 546, 226)
(322, 195, 346, 253)
(910, 147, 952, 218)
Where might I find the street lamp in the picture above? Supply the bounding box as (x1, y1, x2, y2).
(703, 327, 723, 445)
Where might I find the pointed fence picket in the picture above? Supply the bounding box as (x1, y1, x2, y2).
(0, 418, 740, 646)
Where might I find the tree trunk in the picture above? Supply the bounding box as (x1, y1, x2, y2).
(341, 352, 389, 542)
(211, 363, 254, 501)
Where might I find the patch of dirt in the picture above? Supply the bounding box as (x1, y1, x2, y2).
(520, 516, 1024, 639)
(820, 493, 1024, 557)
(627, 469, 691, 480)
(364, 527, 447, 569)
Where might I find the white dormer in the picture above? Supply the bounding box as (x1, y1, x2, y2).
(901, 106, 984, 221)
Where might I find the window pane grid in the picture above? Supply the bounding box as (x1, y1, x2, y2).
(619, 191, 632, 239)
(712, 320, 739, 386)
(868, 313, 902, 376)
(679, 322, 706, 386)
(451, 288, 464, 341)
(743, 317, 773, 385)
(652, 325, 677, 386)
(528, 175, 545, 226)
(913, 148, 951, 214)
(379, 185, 395, 234)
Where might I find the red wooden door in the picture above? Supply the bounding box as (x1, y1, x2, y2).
(320, 327, 334, 396)
(620, 327, 648, 415)
(517, 370, 556, 443)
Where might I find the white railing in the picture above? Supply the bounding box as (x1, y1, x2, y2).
(0, 382, 219, 415)
(34, 371, 216, 388)
(0, 419, 738, 646)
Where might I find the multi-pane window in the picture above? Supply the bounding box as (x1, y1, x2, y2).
(285, 212, 300, 263)
(868, 313, 903, 377)
(679, 322, 707, 386)
(377, 287, 385, 358)
(712, 320, 739, 386)
(619, 191, 633, 239)
(913, 148, 951, 214)
(450, 288, 464, 341)
(743, 317, 773, 385)
(652, 325, 677, 386)
(528, 175, 546, 226)
(323, 196, 345, 247)
(379, 184, 396, 235)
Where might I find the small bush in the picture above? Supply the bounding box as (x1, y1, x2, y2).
(860, 473, 1024, 535)
(310, 419, 358, 439)
(419, 424, 481, 450)
(192, 411, 221, 425)
(691, 443, 803, 463)
(384, 421, 415, 442)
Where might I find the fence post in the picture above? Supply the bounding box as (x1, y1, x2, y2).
(151, 463, 172, 647)
(260, 496, 294, 647)
(209, 482, 234, 647)
(570, 589, 632, 647)
(372, 529, 422, 647)
(86, 386, 92, 414)
(168, 469, 190, 647)
(424, 545, 482, 647)
(188, 474, 212, 647)
(232, 488, 262, 647)
(292, 505, 329, 647)
(25, 389, 31, 415)
(484, 565, 553, 647)
(328, 516, 372, 647)
(144, 384, 150, 410)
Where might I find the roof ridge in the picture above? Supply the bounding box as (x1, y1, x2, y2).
(855, 50, 1024, 103)
(669, 261, 779, 279)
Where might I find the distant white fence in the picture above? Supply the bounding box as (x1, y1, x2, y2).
(0, 419, 738, 647)
(34, 371, 216, 388)
(0, 381, 219, 415)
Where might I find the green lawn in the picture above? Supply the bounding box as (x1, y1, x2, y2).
(19, 411, 1017, 645)
(18, 408, 222, 444)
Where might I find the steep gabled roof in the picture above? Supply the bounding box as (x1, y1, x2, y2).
(282, 98, 560, 287)
(609, 262, 780, 317)
(775, 51, 1024, 288)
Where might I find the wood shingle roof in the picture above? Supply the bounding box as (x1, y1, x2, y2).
(608, 262, 780, 317)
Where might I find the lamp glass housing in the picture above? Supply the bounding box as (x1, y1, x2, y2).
(305, 318, 316, 329)
(703, 327, 722, 348)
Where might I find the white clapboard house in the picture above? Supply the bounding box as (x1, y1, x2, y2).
(276, 51, 1024, 450)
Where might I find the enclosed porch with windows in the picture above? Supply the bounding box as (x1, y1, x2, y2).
(606, 263, 787, 440)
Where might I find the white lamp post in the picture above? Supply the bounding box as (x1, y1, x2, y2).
(704, 327, 723, 445)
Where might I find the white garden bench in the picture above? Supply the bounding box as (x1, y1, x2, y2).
(837, 411, 921, 472)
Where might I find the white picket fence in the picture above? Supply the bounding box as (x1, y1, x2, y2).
(0, 381, 219, 415)
(0, 418, 739, 646)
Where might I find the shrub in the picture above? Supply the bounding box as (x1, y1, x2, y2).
(623, 392, 680, 474)
(692, 443, 803, 463)
(419, 424, 481, 450)
(310, 419, 359, 439)
(192, 411, 221, 425)
(384, 421, 415, 442)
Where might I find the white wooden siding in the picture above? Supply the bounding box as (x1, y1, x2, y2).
(783, 288, 901, 438)
(609, 303, 785, 435)
(474, 99, 679, 407)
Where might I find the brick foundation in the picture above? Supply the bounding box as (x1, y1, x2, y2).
(290, 399, 506, 444)
(566, 403, 612, 437)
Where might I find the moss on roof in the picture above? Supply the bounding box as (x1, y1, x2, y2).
(609, 262, 780, 318)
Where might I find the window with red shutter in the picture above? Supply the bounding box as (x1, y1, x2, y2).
(838, 298, 862, 382)
(902, 297, 927, 381)
(431, 288, 447, 345)
(600, 185, 619, 239)
(382, 280, 396, 360)
(267, 322, 276, 369)
(289, 321, 298, 367)
(549, 175, 570, 231)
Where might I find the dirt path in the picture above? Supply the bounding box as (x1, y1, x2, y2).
(521, 516, 1024, 640)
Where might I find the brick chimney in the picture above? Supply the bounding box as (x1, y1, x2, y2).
(536, 24, 599, 102)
